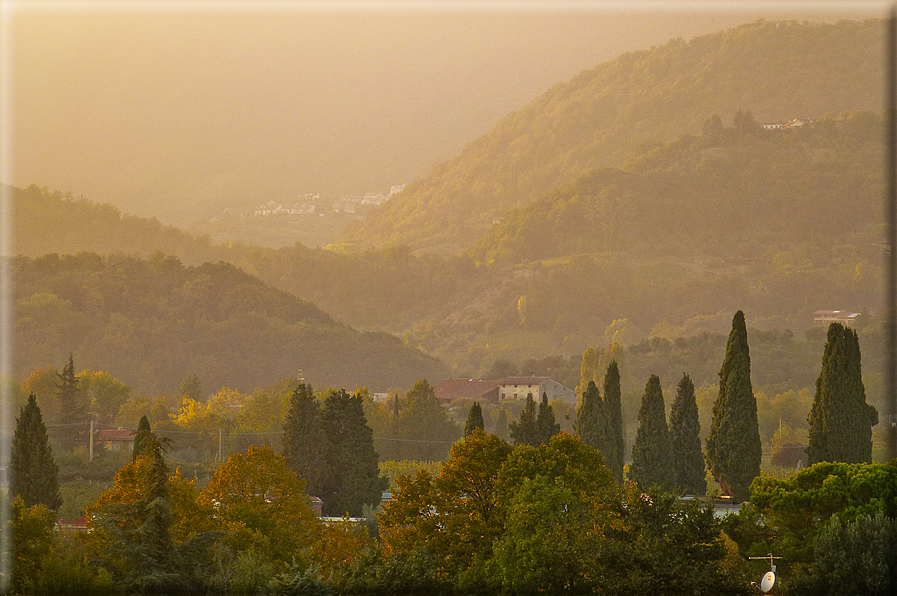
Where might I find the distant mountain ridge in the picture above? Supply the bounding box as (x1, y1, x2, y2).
(344, 19, 883, 254)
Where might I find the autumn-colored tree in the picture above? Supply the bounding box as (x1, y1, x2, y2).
(198, 445, 322, 568)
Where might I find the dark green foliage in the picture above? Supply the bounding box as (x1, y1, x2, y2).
(320, 389, 388, 516)
(801, 512, 896, 596)
(601, 489, 747, 596)
(379, 380, 461, 462)
(629, 375, 672, 490)
(807, 323, 877, 464)
(464, 402, 485, 437)
(509, 393, 539, 446)
(510, 392, 559, 447)
(603, 361, 625, 483)
(132, 415, 152, 461)
(536, 392, 561, 444)
(282, 384, 326, 497)
(11, 394, 62, 510)
(669, 374, 705, 495)
(706, 311, 762, 502)
(54, 354, 89, 450)
(575, 381, 617, 477)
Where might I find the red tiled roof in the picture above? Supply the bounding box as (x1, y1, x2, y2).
(98, 429, 134, 441)
(433, 378, 499, 401)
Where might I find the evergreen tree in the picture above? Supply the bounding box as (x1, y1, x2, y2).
(465, 402, 485, 437)
(575, 381, 616, 475)
(282, 384, 326, 498)
(55, 354, 88, 449)
(705, 311, 762, 501)
(807, 323, 878, 464)
(320, 389, 387, 516)
(603, 361, 625, 483)
(629, 375, 672, 490)
(132, 414, 152, 461)
(669, 373, 706, 495)
(536, 392, 561, 445)
(177, 373, 203, 402)
(11, 394, 62, 510)
(509, 393, 539, 446)
(494, 408, 509, 440)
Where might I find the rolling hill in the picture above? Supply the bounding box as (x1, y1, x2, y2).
(344, 19, 884, 254)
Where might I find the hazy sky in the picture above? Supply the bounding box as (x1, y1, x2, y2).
(3, 1, 886, 223)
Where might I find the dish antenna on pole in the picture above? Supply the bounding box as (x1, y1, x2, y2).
(748, 553, 782, 593)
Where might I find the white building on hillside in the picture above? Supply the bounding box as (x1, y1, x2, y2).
(498, 375, 576, 405)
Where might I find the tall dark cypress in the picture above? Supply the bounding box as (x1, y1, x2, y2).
(629, 375, 672, 490)
(465, 402, 485, 437)
(576, 381, 617, 474)
(603, 361, 625, 483)
(807, 323, 878, 464)
(132, 415, 152, 461)
(509, 392, 539, 446)
(669, 373, 706, 495)
(11, 394, 62, 510)
(705, 311, 762, 501)
(282, 384, 326, 498)
(320, 389, 387, 516)
(536, 392, 561, 445)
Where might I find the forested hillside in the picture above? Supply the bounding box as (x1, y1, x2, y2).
(11, 253, 447, 393)
(346, 19, 883, 253)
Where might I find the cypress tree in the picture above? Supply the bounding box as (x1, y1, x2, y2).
(509, 392, 539, 446)
(705, 311, 762, 501)
(465, 401, 485, 437)
(807, 323, 878, 464)
(494, 408, 509, 440)
(320, 389, 387, 516)
(282, 384, 326, 498)
(536, 392, 561, 445)
(629, 375, 672, 490)
(603, 360, 625, 483)
(11, 394, 62, 510)
(576, 381, 617, 476)
(132, 414, 152, 461)
(669, 373, 706, 495)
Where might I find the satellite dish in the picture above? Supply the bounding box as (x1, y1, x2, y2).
(759, 571, 776, 593)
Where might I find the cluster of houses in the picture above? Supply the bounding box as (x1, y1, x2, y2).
(251, 185, 406, 217)
(760, 118, 814, 130)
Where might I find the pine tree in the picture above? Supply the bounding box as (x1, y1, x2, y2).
(320, 389, 387, 516)
(11, 394, 62, 510)
(509, 392, 539, 446)
(603, 361, 625, 483)
(132, 414, 152, 461)
(669, 373, 706, 495)
(629, 375, 672, 490)
(282, 384, 326, 498)
(55, 354, 88, 449)
(494, 408, 509, 440)
(705, 311, 762, 501)
(536, 392, 561, 445)
(465, 402, 485, 437)
(807, 323, 878, 464)
(576, 381, 617, 475)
